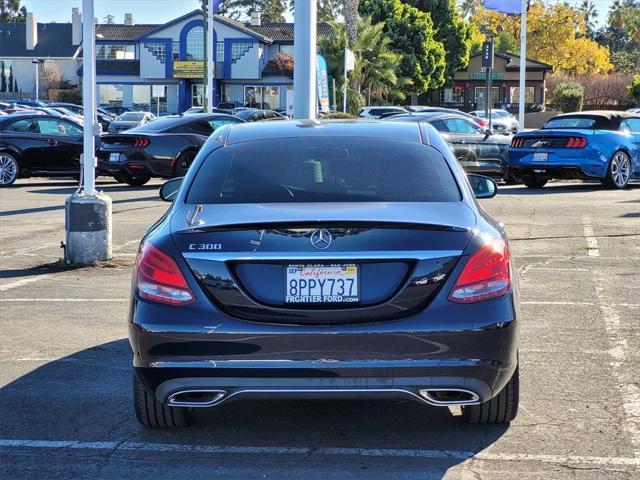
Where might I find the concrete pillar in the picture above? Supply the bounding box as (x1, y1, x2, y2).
(65, 194, 112, 265)
(293, 0, 317, 119)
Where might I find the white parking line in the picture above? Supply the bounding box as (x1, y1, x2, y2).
(0, 275, 51, 292)
(582, 219, 600, 257)
(0, 438, 637, 468)
(522, 301, 639, 307)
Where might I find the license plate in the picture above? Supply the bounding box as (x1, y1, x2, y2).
(532, 152, 548, 162)
(285, 264, 359, 304)
(109, 153, 122, 162)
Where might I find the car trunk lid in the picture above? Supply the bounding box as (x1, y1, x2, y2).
(172, 203, 475, 325)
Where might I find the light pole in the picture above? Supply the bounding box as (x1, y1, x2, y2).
(64, 0, 112, 265)
(293, 0, 317, 119)
(519, 0, 527, 128)
(31, 59, 39, 100)
(205, 0, 219, 113)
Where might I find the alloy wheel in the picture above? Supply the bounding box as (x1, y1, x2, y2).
(611, 152, 630, 188)
(0, 154, 18, 186)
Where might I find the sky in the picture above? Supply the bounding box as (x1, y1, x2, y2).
(22, 0, 615, 27)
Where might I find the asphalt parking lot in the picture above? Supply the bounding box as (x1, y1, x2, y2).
(0, 178, 638, 479)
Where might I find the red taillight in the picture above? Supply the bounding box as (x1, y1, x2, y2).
(449, 238, 511, 304)
(511, 137, 524, 148)
(133, 138, 150, 148)
(565, 137, 586, 148)
(134, 243, 195, 305)
(475, 118, 489, 127)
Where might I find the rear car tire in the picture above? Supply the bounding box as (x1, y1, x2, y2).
(601, 151, 631, 189)
(133, 373, 190, 428)
(174, 150, 197, 177)
(0, 152, 19, 187)
(521, 176, 547, 189)
(462, 365, 519, 424)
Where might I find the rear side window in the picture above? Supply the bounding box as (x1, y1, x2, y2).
(187, 138, 460, 204)
(3, 118, 37, 133)
(543, 117, 596, 129)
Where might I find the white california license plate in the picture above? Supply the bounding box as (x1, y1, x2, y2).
(109, 153, 122, 162)
(285, 264, 359, 304)
(532, 152, 548, 162)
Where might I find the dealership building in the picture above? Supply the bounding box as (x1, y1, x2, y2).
(0, 8, 330, 113)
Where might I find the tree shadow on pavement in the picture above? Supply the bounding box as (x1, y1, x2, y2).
(0, 340, 509, 478)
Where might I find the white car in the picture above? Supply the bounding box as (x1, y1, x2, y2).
(627, 107, 640, 114)
(358, 106, 408, 119)
(469, 109, 520, 134)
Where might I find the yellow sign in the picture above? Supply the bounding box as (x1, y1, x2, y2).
(173, 61, 204, 79)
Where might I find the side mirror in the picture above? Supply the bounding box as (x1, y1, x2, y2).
(483, 128, 492, 139)
(159, 177, 183, 202)
(468, 174, 497, 199)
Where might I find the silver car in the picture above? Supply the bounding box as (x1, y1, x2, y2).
(469, 109, 520, 134)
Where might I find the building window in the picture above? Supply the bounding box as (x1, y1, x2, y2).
(244, 85, 280, 109)
(231, 42, 253, 63)
(96, 44, 135, 60)
(509, 86, 536, 104)
(172, 43, 180, 61)
(217, 42, 224, 62)
(280, 44, 294, 57)
(474, 86, 500, 109)
(440, 86, 464, 106)
(186, 26, 204, 61)
(145, 43, 166, 64)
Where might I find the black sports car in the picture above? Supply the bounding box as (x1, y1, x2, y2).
(0, 114, 84, 186)
(97, 113, 243, 186)
(385, 112, 517, 182)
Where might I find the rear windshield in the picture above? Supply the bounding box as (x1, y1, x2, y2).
(119, 113, 144, 121)
(187, 137, 460, 204)
(543, 117, 597, 129)
(129, 116, 181, 132)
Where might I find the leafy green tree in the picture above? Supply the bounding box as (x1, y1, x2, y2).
(0, 61, 6, 93)
(600, 0, 640, 73)
(13, 78, 18, 93)
(289, 0, 344, 22)
(217, 0, 287, 22)
(550, 82, 585, 112)
(359, 0, 446, 95)
(0, 0, 27, 23)
(7, 65, 13, 93)
(405, 0, 471, 82)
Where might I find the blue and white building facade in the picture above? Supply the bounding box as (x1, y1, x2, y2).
(92, 10, 320, 113)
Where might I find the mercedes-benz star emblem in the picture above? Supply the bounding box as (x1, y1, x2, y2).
(310, 229, 332, 250)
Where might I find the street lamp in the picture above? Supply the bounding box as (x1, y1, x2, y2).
(64, 0, 112, 265)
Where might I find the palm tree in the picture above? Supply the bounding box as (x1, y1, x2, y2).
(344, 0, 359, 46)
(579, 0, 599, 38)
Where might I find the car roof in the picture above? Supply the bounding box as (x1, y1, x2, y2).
(225, 119, 422, 145)
(385, 112, 472, 123)
(546, 110, 639, 129)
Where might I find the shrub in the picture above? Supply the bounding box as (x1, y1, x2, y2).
(56, 89, 82, 105)
(550, 82, 584, 112)
(322, 112, 356, 119)
(628, 75, 640, 106)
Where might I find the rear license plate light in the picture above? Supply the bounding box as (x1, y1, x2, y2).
(285, 264, 359, 304)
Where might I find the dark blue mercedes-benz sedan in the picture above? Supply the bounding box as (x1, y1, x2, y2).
(129, 120, 520, 428)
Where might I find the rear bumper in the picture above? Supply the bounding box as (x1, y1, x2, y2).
(97, 151, 168, 178)
(129, 292, 519, 405)
(510, 165, 592, 180)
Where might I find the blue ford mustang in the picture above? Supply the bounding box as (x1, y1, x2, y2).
(508, 111, 640, 188)
(129, 120, 520, 428)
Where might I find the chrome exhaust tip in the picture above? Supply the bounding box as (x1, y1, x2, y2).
(166, 389, 226, 407)
(418, 388, 480, 406)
